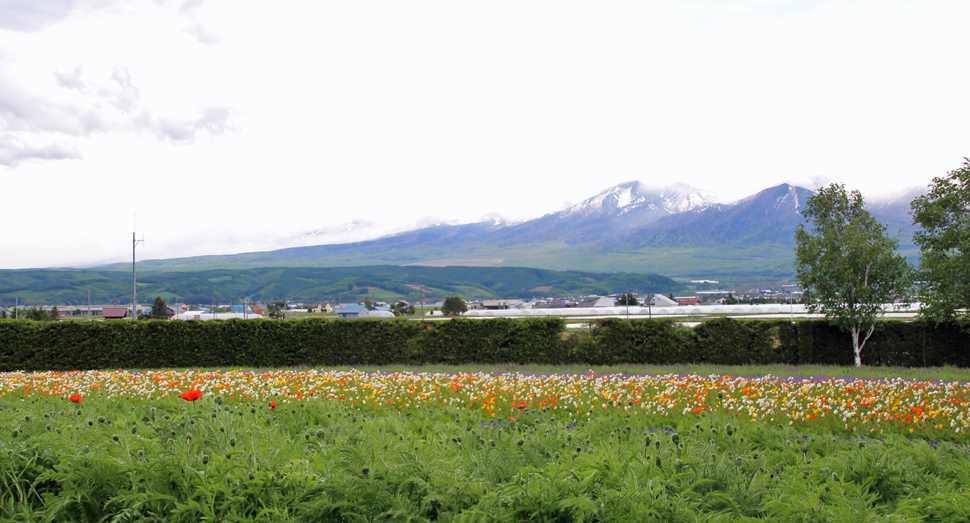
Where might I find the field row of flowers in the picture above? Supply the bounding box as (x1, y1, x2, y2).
(2, 368, 969, 436)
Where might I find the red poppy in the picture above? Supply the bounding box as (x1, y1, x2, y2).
(180, 389, 202, 402)
(269, 401, 277, 412)
(517, 402, 527, 410)
(69, 394, 82, 403)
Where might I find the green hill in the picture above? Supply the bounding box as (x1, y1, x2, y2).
(0, 266, 684, 306)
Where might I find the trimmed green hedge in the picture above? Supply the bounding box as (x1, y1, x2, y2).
(1, 317, 968, 371)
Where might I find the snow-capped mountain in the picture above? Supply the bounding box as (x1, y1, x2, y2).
(587, 183, 808, 249)
(488, 181, 720, 245)
(126, 180, 924, 278)
(561, 182, 717, 218)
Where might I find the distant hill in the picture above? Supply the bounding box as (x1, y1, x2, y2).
(95, 182, 920, 282)
(0, 266, 684, 306)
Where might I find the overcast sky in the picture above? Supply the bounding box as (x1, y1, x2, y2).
(1, 0, 967, 269)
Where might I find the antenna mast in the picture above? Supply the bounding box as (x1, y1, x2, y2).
(132, 218, 145, 320)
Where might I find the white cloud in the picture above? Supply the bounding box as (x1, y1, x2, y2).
(0, 0, 77, 33)
(182, 22, 221, 44)
(0, 18, 235, 166)
(0, 0, 968, 268)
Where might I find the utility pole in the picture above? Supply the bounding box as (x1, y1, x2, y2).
(419, 286, 424, 320)
(242, 290, 247, 319)
(87, 289, 91, 321)
(132, 226, 144, 320)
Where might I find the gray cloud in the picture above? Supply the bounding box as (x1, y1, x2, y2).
(0, 0, 77, 33)
(156, 106, 236, 144)
(0, 134, 82, 167)
(176, 0, 220, 44)
(809, 175, 832, 190)
(55, 65, 86, 91)
(178, 0, 206, 15)
(183, 22, 221, 44)
(0, 61, 235, 167)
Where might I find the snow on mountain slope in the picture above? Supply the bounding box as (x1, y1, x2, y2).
(560, 181, 718, 220)
(611, 183, 815, 247)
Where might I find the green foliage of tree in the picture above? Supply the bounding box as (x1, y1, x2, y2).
(150, 296, 168, 320)
(363, 296, 374, 311)
(911, 158, 970, 322)
(615, 293, 639, 306)
(440, 296, 468, 316)
(267, 300, 288, 319)
(794, 184, 912, 366)
(267, 303, 282, 319)
(391, 301, 415, 317)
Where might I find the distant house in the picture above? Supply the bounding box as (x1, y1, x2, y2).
(230, 305, 254, 314)
(576, 296, 615, 308)
(337, 305, 368, 319)
(678, 298, 701, 306)
(337, 305, 392, 319)
(482, 300, 510, 310)
(251, 303, 267, 315)
(482, 299, 525, 310)
(102, 307, 130, 320)
(147, 306, 178, 320)
(311, 303, 333, 313)
(651, 295, 678, 307)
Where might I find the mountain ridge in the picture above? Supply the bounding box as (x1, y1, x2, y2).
(101, 181, 919, 280)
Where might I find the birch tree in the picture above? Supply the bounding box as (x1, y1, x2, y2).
(794, 184, 911, 366)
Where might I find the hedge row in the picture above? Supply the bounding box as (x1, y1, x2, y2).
(0, 317, 968, 371)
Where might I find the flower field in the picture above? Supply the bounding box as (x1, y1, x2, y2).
(3, 368, 969, 441)
(3, 368, 970, 521)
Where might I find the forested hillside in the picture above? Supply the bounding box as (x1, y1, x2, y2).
(0, 266, 683, 306)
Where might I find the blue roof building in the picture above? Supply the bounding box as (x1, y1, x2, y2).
(337, 305, 392, 319)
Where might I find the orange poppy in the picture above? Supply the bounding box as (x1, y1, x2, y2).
(180, 389, 202, 401)
(270, 401, 277, 412)
(69, 394, 82, 403)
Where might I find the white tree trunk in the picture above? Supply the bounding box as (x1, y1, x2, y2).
(851, 323, 877, 367)
(851, 327, 862, 366)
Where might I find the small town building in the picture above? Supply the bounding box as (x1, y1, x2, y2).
(576, 296, 615, 308)
(337, 304, 392, 319)
(651, 295, 678, 307)
(482, 299, 512, 310)
(102, 307, 130, 320)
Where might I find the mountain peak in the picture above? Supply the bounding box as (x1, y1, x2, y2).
(560, 181, 718, 219)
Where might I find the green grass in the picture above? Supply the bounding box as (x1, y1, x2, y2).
(2, 392, 969, 522)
